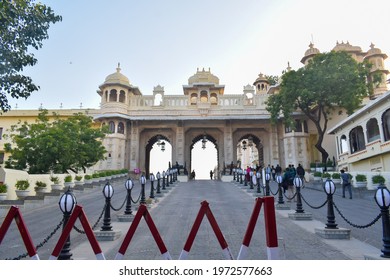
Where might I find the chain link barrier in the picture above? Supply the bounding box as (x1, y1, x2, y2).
(300, 193, 328, 209)
(73, 202, 107, 234)
(131, 189, 142, 204)
(333, 201, 381, 228)
(5, 218, 64, 260)
(110, 194, 127, 212)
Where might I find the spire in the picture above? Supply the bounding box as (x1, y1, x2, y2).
(116, 62, 121, 72)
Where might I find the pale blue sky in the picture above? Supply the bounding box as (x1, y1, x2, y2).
(13, 0, 390, 110)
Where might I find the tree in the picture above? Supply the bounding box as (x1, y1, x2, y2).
(4, 110, 107, 174)
(0, 0, 62, 111)
(266, 51, 373, 166)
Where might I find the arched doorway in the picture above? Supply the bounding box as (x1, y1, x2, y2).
(146, 134, 172, 176)
(190, 134, 218, 179)
(237, 134, 263, 168)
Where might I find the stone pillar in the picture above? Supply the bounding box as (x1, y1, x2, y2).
(175, 122, 185, 166)
(224, 120, 234, 165)
(129, 121, 140, 172)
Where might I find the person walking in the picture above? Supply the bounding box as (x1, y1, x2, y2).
(210, 170, 214, 180)
(296, 163, 305, 187)
(340, 169, 352, 199)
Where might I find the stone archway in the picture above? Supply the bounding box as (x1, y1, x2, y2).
(237, 133, 263, 168)
(189, 133, 219, 179)
(145, 134, 171, 177)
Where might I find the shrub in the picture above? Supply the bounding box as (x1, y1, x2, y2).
(84, 174, 92, 180)
(35, 181, 47, 188)
(15, 180, 30, 190)
(50, 176, 60, 184)
(0, 183, 8, 193)
(314, 171, 322, 177)
(64, 175, 73, 183)
(372, 174, 385, 184)
(355, 174, 367, 182)
(75, 175, 83, 182)
(331, 173, 341, 179)
(322, 172, 331, 178)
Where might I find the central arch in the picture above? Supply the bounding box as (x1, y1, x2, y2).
(237, 134, 263, 168)
(145, 134, 172, 176)
(190, 134, 218, 179)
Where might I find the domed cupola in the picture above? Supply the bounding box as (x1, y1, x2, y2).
(253, 73, 269, 94)
(364, 43, 389, 97)
(300, 42, 320, 65)
(103, 64, 131, 88)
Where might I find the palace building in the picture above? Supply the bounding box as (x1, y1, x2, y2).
(0, 41, 388, 180)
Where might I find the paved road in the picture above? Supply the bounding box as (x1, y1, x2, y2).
(0, 178, 385, 260)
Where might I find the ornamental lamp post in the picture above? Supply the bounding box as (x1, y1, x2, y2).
(166, 169, 170, 187)
(276, 175, 284, 204)
(101, 182, 114, 231)
(156, 172, 161, 194)
(162, 170, 166, 190)
(140, 175, 146, 204)
(149, 173, 155, 199)
(265, 173, 270, 196)
(124, 178, 133, 215)
(233, 168, 236, 181)
(374, 183, 390, 258)
(244, 169, 248, 186)
(170, 169, 173, 184)
(249, 170, 254, 189)
(256, 171, 262, 193)
(58, 188, 77, 260)
(323, 178, 338, 229)
(293, 176, 304, 213)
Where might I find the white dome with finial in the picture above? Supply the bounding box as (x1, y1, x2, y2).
(103, 63, 131, 87)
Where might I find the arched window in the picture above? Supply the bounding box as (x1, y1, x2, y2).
(349, 126, 365, 153)
(294, 119, 302, 132)
(117, 122, 124, 134)
(119, 90, 126, 103)
(340, 135, 348, 154)
(108, 121, 115, 133)
(382, 109, 390, 141)
(366, 118, 380, 142)
(109, 89, 117, 102)
(190, 93, 197, 105)
(200, 91, 208, 103)
(210, 93, 218, 105)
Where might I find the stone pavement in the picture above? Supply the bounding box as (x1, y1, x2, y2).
(69, 178, 385, 260)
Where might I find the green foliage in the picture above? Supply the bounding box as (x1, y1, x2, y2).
(0, 0, 62, 111)
(266, 51, 373, 165)
(314, 171, 322, 177)
(331, 173, 341, 179)
(50, 176, 59, 184)
(35, 181, 47, 189)
(5, 110, 107, 174)
(0, 183, 8, 193)
(84, 174, 92, 180)
(75, 175, 82, 182)
(355, 174, 367, 182)
(64, 175, 72, 183)
(372, 175, 385, 184)
(322, 172, 331, 178)
(15, 180, 29, 190)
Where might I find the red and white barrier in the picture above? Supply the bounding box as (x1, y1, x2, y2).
(49, 205, 105, 260)
(179, 200, 234, 260)
(0, 206, 39, 260)
(237, 197, 279, 260)
(115, 204, 171, 260)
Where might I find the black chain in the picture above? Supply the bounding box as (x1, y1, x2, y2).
(333, 201, 382, 229)
(269, 184, 279, 196)
(131, 190, 142, 204)
(5, 218, 64, 260)
(300, 193, 328, 209)
(110, 194, 127, 212)
(73, 202, 106, 234)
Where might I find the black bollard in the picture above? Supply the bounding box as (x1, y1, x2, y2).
(58, 188, 77, 260)
(374, 183, 390, 258)
(101, 182, 114, 231)
(324, 179, 338, 229)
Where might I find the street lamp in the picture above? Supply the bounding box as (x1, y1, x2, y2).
(162, 170, 166, 190)
(156, 172, 161, 194)
(140, 175, 146, 204)
(242, 140, 247, 151)
(124, 178, 133, 215)
(202, 135, 207, 149)
(276, 175, 284, 204)
(293, 176, 304, 213)
(58, 188, 77, 260)
(374, 183, 390, 258)
(101, 182, 114, 231)
(256, 171, 262, 193)
(160, 141, 165, 152)
(265, 173, 270, 196)
(149, 173, 155, 199)
(323, 178, 338, 229)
